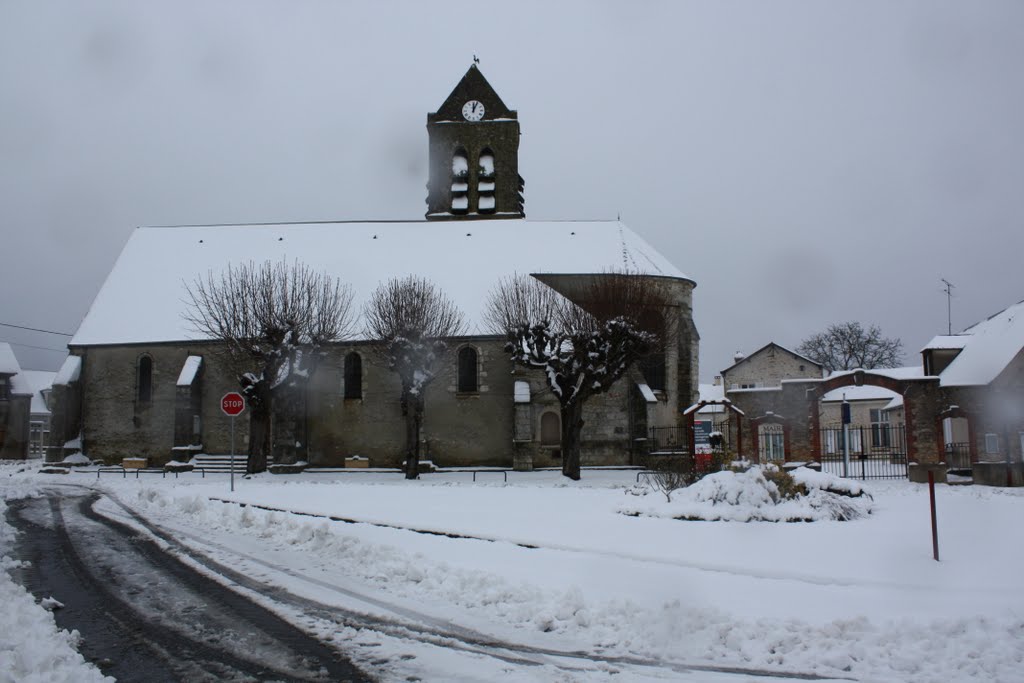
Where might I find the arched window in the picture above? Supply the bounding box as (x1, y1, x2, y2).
(640, 352, 666, 392)
(758, 423, 785, 461)
(457, 346, 478, 393)
(478, 148, 495, 213)
(137, 355, 153, 404)
(344, 352, 362, 399)
(540, 412, 560, 446)
(451, 148, 469, 213)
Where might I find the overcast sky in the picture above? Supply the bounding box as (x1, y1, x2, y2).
(2, 1, 1022, 382)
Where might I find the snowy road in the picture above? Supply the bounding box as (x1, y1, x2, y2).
(7, 491, 369, 682)
(8, 485, 849, 682)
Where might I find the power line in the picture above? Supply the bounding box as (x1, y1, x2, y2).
(0, 339, 69, 353)
(0, 321, 74, 336)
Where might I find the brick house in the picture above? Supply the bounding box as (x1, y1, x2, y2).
(695, 301, 1024, 485)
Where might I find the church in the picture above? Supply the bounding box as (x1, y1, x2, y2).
(47, 65, 699, 471)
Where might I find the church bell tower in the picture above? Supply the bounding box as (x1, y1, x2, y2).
(425, 64, 525, 220)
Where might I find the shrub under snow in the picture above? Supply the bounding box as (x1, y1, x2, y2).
(621, 466, 872, 522)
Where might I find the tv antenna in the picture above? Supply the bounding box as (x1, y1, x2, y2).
(941, 278, 955, 335)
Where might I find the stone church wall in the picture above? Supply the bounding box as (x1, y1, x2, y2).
(77, 342, 226, 463)
(73, 336, 657, 468)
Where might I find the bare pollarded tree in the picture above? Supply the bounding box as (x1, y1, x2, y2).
(184, 259, 356, 473)
(364, 275, 465, 479)
(796, 321, 904, 373)
(486, 273, 671, 480)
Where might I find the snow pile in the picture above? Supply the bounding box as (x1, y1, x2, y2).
(621, 466, 873, 522)
(0, 474, 112, 683)
(0, 554, 111, 683)
(60, 453, 91, 466)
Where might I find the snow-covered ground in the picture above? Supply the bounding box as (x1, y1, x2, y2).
(0, 463, 112, 683)
(3, 462, 1023, 682)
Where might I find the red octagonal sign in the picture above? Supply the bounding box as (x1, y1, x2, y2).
(221, 392, 246, 417)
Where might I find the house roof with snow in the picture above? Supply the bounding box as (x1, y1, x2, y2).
(936, 298, 1024, 387)
(697, 383, 726, 413)
(826, 366, 928, 382)
(920, 335, 969, 352)
(0, 342, 20, 376)
(0, 343, 35, 400)
(53, 355, 82, 386)
(719, 342, 822, 376)
(17, 370, 56, 415)
(70, 220, 692, 346)
(821, 384, 901, 403)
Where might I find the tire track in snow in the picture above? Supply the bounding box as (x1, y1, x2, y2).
(207, 497, 929, 592)
(86, 486, 851, 682)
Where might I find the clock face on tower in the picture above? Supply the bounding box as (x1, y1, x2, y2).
(462, 100, 485, 121)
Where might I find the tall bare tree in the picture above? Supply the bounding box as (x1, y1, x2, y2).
(364, 275, 465, 479)
(184, 259, 356, 472)
(486, 273, 670, 480)
(796, 321, 904, 373)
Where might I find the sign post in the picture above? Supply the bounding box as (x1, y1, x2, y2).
(928, 470, 940, 561)
(841, 396, 851, 479)
(220, 392, 246, 492)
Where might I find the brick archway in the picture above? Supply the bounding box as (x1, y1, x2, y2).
(806, 370, 921, 462)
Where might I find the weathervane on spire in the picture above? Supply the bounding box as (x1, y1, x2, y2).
(473, 54, 480, 66)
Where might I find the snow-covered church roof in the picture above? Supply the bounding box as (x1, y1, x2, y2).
(71, 220, 692, 346)
(936, 298, 1024, 387)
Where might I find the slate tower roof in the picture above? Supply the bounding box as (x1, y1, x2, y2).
(426, 65, 525, 220)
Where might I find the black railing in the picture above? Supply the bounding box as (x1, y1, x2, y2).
(649, 426, 689, 454)
(819, 425, 908, 480)
(944, 442, 972, 472)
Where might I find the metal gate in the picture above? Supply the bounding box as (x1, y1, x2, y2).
(820, 424, 908, 479)
(943, 442, 972, 473)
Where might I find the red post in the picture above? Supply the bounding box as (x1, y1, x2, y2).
(928, 470, 939, 562)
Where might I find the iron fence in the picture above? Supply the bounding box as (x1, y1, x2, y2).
(944, 442, 972, 472)
(819, 425, 908, 480)
(649, 426, 689, 454)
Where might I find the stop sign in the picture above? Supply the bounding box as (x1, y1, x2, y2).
(221, 392, 246, 417)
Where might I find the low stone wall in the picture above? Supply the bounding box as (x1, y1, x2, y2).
(908, 463, 947, 484)
(972, 462, 1024, 487)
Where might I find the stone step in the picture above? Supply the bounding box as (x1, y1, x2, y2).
(190, 454, 248, 473)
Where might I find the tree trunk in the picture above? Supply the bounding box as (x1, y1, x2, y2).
(246, 385, 272, 474)
(404, 392, 423, 480)
(561, 400, 585, 480)
(247, 409, 269, 474)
